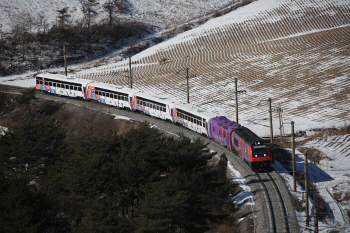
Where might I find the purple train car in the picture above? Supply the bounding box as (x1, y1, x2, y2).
(209, 116, 241, 149)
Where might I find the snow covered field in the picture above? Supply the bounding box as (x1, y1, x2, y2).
(1, 0, 350, 232)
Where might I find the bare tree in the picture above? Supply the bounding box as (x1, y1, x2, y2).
(103, 0, 120, 28)
(7, 11, 35, 61)
(79, 0, 99, 53)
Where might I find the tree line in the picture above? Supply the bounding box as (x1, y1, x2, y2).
(0, 89, 237, 233)
(0, 0, 151, 76)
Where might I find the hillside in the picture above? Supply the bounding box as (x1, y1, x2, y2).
(0, 0, 238, 33)
(79, 0, 350, 137)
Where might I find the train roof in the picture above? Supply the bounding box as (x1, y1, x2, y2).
(233, 126, 263, 146)
(134, 91, 178, 106)
(174, 102, 217, 120)
(36, 73, 92, 85)
(89, 81, 138, 95)
(210, 116, 241, 132)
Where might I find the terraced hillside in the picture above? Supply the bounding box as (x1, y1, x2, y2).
(77, 0, 350, 136)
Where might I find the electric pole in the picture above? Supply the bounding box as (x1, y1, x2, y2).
(234, 78, 246, 123)
(274, 103, 283, 140)
(269, 98, 273, 144)
(257, 98, 273, 143)
(186, 68, 189, 103)
(64, 44, 67, 76)
(305, 152, 309, 226)
(176, 68, 195, 103)
(291, 121, 296, 192)
(314, 195, 318, 233)
(129, 56, 133, 88)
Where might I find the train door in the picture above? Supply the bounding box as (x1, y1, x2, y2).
(170, 108, 174, 121)
(240, 141, 243, 160)
(222, 130, 227, 147)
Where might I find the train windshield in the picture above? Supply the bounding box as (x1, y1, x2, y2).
(252, 145, 268, 157)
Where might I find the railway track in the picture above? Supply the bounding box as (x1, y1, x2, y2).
(256, 172, 290, 233)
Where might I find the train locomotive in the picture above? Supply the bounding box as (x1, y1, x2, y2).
(35, 73, 272, 171)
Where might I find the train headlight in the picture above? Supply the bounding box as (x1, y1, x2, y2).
(264, 154, 266, 157)
(255, 155, 258, 157)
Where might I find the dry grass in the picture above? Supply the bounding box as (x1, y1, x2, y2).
(296, 147, 330, 164)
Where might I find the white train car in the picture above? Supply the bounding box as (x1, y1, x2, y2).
(35, 73, 91, 99)
(86, 82, 137, 110)
(132, 91, 176, 121)
(173, 102, 217, 136)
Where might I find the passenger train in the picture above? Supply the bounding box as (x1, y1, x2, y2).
(36, 73, 271, 171)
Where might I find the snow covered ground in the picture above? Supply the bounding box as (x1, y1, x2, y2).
(1, 0, 350, 232)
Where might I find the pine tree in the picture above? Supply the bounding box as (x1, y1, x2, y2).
(16, 88, 37, 118)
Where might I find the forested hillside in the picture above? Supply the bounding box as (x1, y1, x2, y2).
(0, 89, 236, 233)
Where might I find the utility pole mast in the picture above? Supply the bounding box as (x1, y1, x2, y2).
(129, 56, 133, 88)
(314, 195, 318, 233)
(269, 98, 273, 144)
(176, 67, 195, 103)
(274, 103, 283, 140)
(305, 153, 309, 226)
(234, 78, 246, 123)
(291, 121, 296, 192)
(64, 44, 67, 76)
(257, 98, 273, 143)
(186, 68, 189, 103)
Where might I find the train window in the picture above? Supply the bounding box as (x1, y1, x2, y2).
(96, 91, 99, 95)
(157, 105, 159, 110)
(190, 117, 193, 123)
(194, 119, 197, 124)
(53, 83, 57, 87)
(118, 95, 121, 100)
(163, 107, 166, 112)
(78, 87, 82, 92)
(49, 82, 52, 86)
(70, 85, 73, 90)
(106, 93, 110, 98)
(184, 115, 188, 120)
(143, 101, 146, 106)
(199, 121, 202, 126)
(36, 80, 39, 84)
(137, 100, 140, 105)
(234, 138, 238, 147)
(147, 103, 149, 107)
(74, 86, 78, 91)
(65, 84, 69, 89)
(40, 81, 43, 85)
